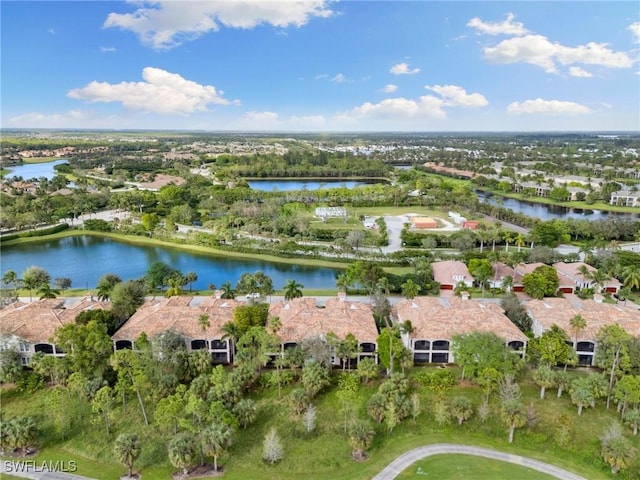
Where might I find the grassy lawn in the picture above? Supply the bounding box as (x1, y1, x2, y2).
(355, 207, 449, 217)
(1, 366, 626, 480)
(397, 454, 557, 479)
(21, 157, 60, 164)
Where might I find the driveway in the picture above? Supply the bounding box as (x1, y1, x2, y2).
(371, 443, 587, 480)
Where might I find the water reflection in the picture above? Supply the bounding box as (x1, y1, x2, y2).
(1, 236, 339, 290)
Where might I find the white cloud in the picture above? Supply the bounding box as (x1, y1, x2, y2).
(507, 98, 590, 115)
(467, 12, 528, 36)
(239, 111, 326, 130)
(330, 73, 348, 83)
(390, 62, 421, 75)
(47, 28, 55, 35)
(483, 34, 633, 73)
(100, 46, 117, 53)
(341, 84, 487, 122)
(7, 110, 91, 128)
(381, 84, 398, 93)
(568, 66, 592, 78)
(104, 0, 334, 49)
(425, 85, 488, 107)
(67, 67, 238, 115)
(628, 21, 640, 43)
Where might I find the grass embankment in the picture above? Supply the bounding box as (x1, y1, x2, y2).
(0, 367, 624, 480)
(22, 157, 60, 164)
(397, 454, 557, 479)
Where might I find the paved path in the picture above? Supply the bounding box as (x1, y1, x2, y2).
(0, 460, 95, 480)
(371, 443, 587, 480)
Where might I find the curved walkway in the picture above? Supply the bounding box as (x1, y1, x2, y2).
(372, 444, 587, 480)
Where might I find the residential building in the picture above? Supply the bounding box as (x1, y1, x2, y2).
(488, 262, 515, 290)
(0, 296, 109, 365)
(609, 190, 640, 207)
(553, 262, 621, 294)
(432, 260, 474, 290)
(526, 297, 640, 366)
(268, 296, 378, 367)
(111, 296, 241, 364)
(393, 297, 527, 364)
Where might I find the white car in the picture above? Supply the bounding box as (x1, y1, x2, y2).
(245, 292, 260, 299)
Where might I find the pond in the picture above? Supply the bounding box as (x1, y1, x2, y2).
(475, 191, 640, 221)
(0, 235, 340, 291)
(4, 159, 68, 180)
(248, 179, 381, 192)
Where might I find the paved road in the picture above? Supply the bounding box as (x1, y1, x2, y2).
(0, 461, 95, 480)
(371, 443, 587, 480)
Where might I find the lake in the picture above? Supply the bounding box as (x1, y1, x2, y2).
(475, 191, 640, 221)
(248, 179, 380, 191)
(0, 236, 340, 290)
(4, 159, 68, 180)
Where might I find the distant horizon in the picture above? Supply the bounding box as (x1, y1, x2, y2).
(3, 2, 638, 132)
(2, 128, 639, 136)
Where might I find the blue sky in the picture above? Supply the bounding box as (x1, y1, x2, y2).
(2, 1, 639, 132)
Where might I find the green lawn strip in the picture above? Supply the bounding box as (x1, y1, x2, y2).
(21, 157, 60, 164)
(355, 207, 449, 217)
(396, 454, 557, 479)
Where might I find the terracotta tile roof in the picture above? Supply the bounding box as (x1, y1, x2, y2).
(432, 261, 473, 285)
(513, 262, 546, 283)
(112, 296, 242, 341)
(553, 262, 593, 283)
(526, 297, 640, 340)
(492, 262, 515, 281)
(393, 297, 527, 342)
(0, 297, 107, 344)
(268, 297, 378, 344)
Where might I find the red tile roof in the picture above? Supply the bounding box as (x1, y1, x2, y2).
(112, 296, 242, 341)
(268, 297, 378, 344)
(393, 297, 527, 342)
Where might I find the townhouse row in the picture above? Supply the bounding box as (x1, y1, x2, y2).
(2, 290, 638, 369)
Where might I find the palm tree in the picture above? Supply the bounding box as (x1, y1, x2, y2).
(335, 273, 350, 297)
(2, 270, 20, 298)
(220, 281, 235, 299)
(515, 234, 526, 253)
(198, 314, 210, 336)
(348, 419, 375, 460)
(401, 279, 421, 300)
(221, 321, 241, 346)
(504, 232, 515, 252)
(621, 264, 640, 290)
(114, 433, 141, 478)
(168, 433, 198, 475)
(283, 279, 304, 301)
(184, 272, 198, 292)
(569, 314, 587, 350)
(37, 284, 60, 299)
(201, 422, 234, 472)
(591, 268, 611, 293)
(501, 399, 526, 443)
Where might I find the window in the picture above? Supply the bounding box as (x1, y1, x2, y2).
(19, 342, 29, 352)
(20, 357, 29, 366)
